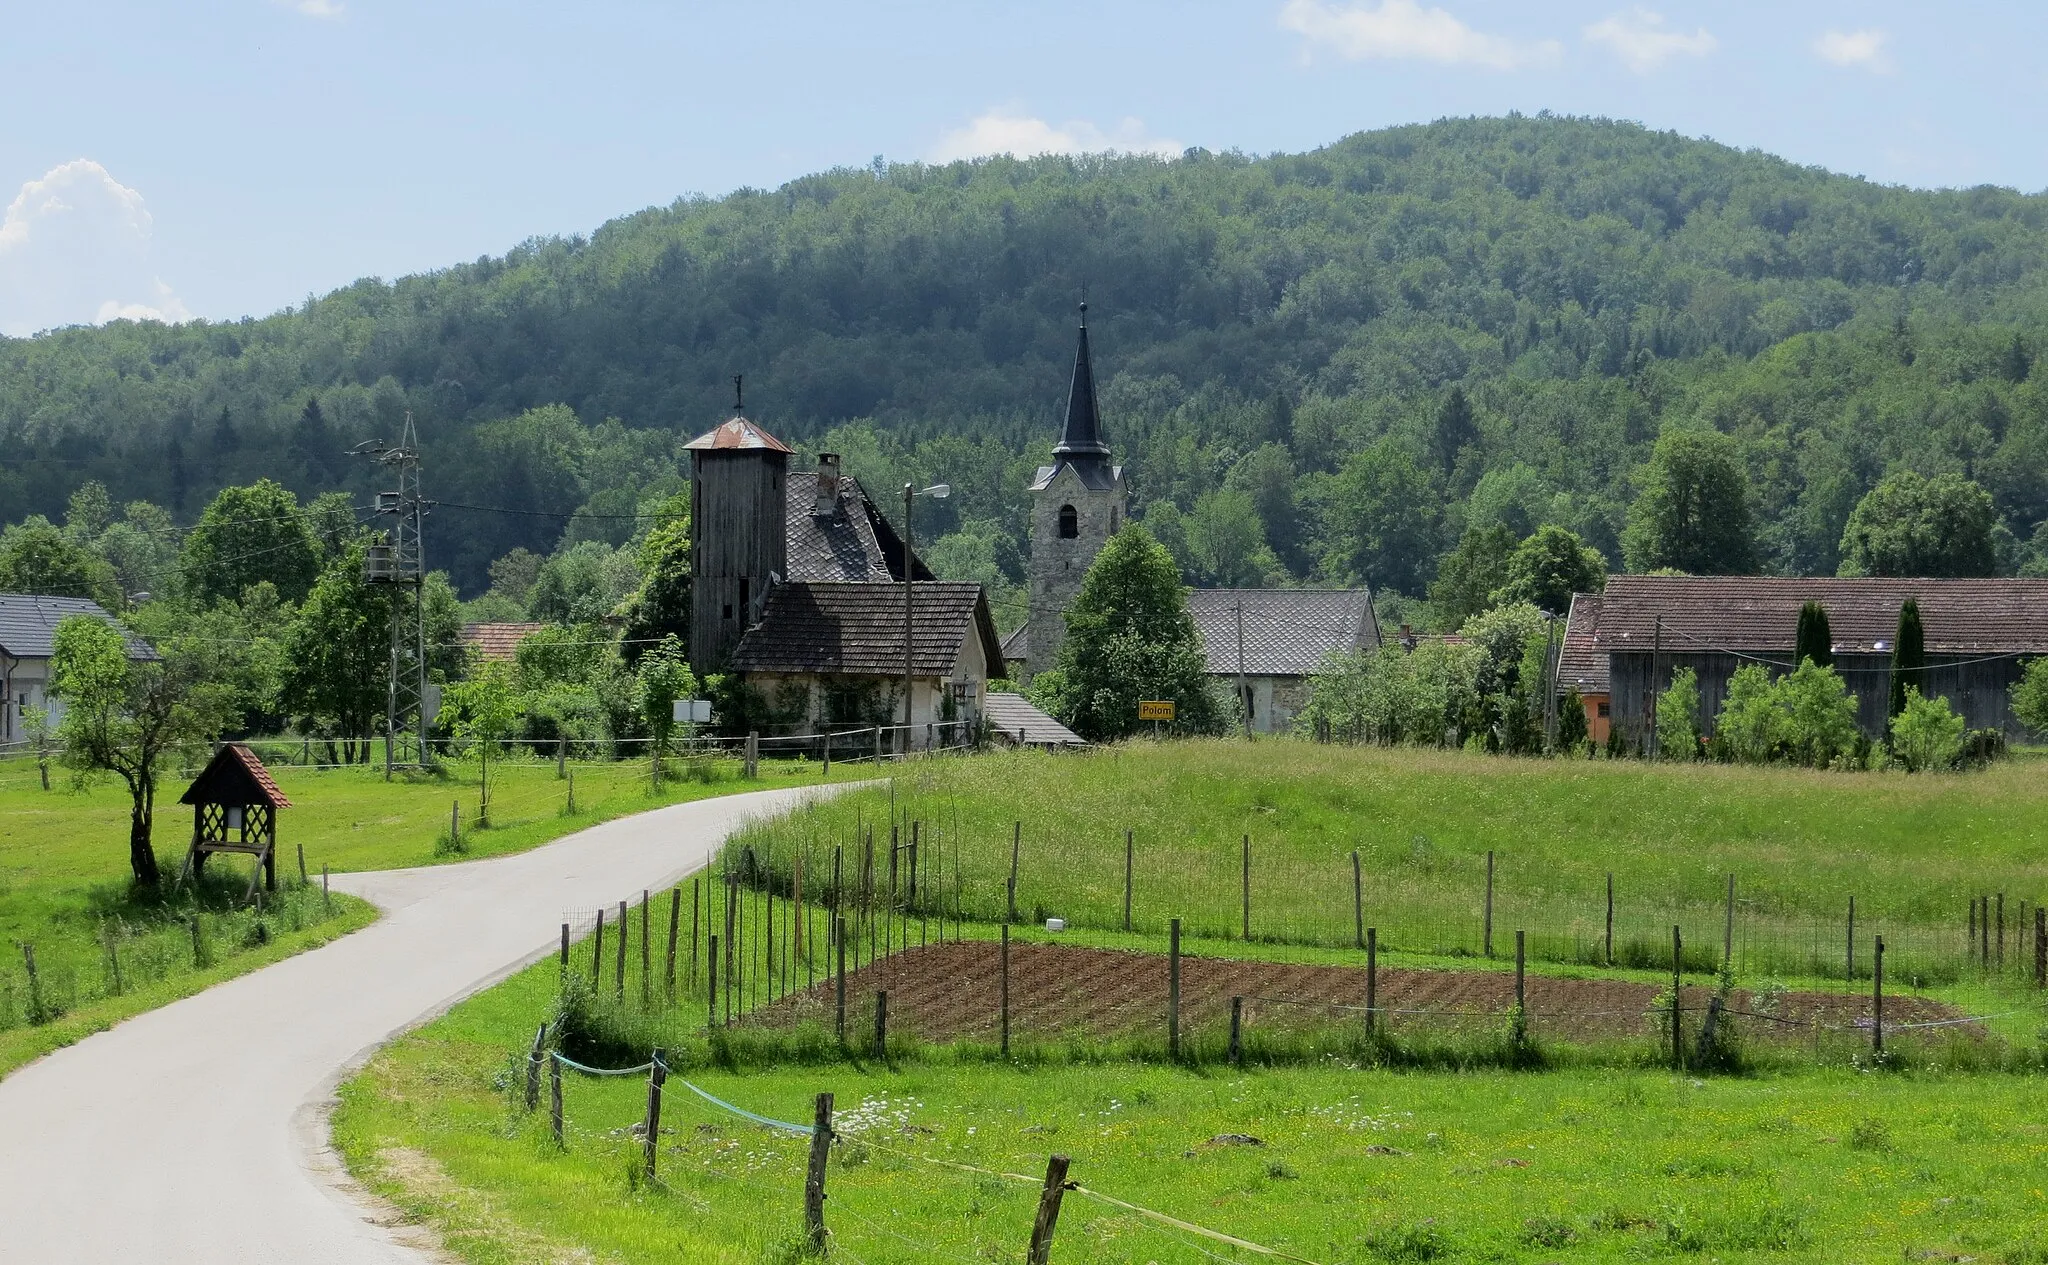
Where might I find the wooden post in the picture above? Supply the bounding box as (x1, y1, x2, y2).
(525, 1022, 546, 1110)
(640, 891, 652, 1008)
(1483, 849, 1495, 958)
(616, 899, 628, 1001)
(1000, 924, 1012, 1057)
(104, 926, 123, 996)
(665, 887, 681, 1003)
(557, 735, 566, 779)
(1982, 893, 1991, 966)
(1241, 834, 1251, 940)
(190, 915, 204, 967)
(1168, 917, 1182, 1060)
(1027, 1154, 1072, 1265)
(2036, 906, 2046, 989)
(1846, 896, 1855, 981)
(589, 909, 605, 990)
(1997, 893, 2006, 970)
(21, 944, 40, 1020)
(1365, 927, 1378, 1038)
(1670, 924, 1683, 1071)
(1723, 874, 1735, 973)
(835, 914, 847, 1041)
(1604, 872, 1613, 967)
(297, 842, 307, 885)
(691, 878, 701, 986)
(1123, 829, 1133, 933)
(1229, 996, 1244, 1068)
(549, 1054, 564, 1146)
(745, 731, 759, 779)
(1872, 933, 1885, 1056)
(1515, 929, 1526, 1012)
(322, 864, 331, 917)
(707, 935, 720, 1028)
(1007, 822, 1020, 924)
(1351, 849, 1364, 950)
(450, 800, 459, 850)
(1970, 894, 1979, 959)
(567, 769, 575, 814)
(643, 1059, 666, 1178)
(873, 989, 889, 1057)
(559, 922, 569, 968)
(805, 1093, 833, 1253)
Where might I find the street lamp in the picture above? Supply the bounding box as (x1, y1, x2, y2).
(902, 482, 951, 753)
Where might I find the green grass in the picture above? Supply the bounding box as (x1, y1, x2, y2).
(0, 750, 836, 1078)
(336, 954, 2048, 1264)
(725, 740, 2048, 986)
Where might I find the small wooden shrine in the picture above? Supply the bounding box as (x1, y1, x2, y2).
(178, 743, 292, 898)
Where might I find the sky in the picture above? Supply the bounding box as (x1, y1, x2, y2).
(3, 0, 2046, 337)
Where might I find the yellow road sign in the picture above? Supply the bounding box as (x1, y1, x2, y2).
(1137, 699, 1176, 721)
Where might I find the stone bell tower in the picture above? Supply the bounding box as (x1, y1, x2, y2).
(1025, 304, 1126, 679)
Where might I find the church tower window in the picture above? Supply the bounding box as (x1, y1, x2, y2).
(1058, 504, 1079, 538)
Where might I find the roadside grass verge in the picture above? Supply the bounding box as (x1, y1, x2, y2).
(336, 954, 2048, 1265)
(0, 751, 838, 1078)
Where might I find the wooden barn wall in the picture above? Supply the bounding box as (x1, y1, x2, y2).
(1607, 650, 2028, 742)
(690, 451, 788, 672)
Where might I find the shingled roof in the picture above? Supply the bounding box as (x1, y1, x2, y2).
(1588, 575, 2048, 657)
(0, 594, 156, 661)
(785, 475, 933, 584)
(730, 581, 1004, 677)
(1186, 588, 1380, 677)
(179, 743, 292, 809)
(459, 622, 546, 663)
(1558, 593, 1609, 694)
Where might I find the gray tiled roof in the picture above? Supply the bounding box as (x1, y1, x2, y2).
(730, 581, 1003, 677)
(785, 475, 932, 584)
(1592, 575, 2048, 656)
(0, 594, 156, 661)
(1186, 588, 1379, 677)
(983, 692, 1084, 746)
(1558, 592, 1609, 694)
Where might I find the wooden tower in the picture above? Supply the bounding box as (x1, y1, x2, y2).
(687, 379, 793, 672)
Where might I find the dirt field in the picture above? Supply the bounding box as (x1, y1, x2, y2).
(753, 940, 1975, 1048)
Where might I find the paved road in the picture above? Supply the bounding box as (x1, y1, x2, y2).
(0, 785, 823, 1263)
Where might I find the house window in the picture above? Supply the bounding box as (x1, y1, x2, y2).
(1058, 504, 1078, 538)
(1110, 508, 1119, 533)
(1596, 702, 1610, 718)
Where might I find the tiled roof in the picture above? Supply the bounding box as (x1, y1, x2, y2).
(179, 742, 292, 809)
(984, 692, 1084, 746)
(1185, 588, 1380, 677)
(1591, 575, 2048, 657)
(785, 475, 933, 584)
(1000, 623, 1029, 664)
(0, 594, 156, 661)
(1558, 593, 1609, 695)
(730, 581, 1004, 677)
(459, 622, 547, 663)
(683, 416, 794, 453)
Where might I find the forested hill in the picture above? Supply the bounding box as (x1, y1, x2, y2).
(8, 113, 2048, 601)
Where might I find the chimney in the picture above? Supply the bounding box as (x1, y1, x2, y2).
(812, 452, 841, 518)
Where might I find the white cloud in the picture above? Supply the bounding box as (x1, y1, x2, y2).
(1278, 0, 1561, 71)
(278, 0, 345, 17)
(1583, 8, 1716, 73)
(1814, 28, 1890, 71)
(929, 112, 1183, 163)
(0, 160, 191, 337)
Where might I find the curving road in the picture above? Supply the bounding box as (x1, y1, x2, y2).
(0, 785, 824, 1264)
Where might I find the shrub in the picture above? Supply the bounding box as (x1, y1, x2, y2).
(2015, 657, 2048, 736)
(1777, 660, 1859, 767)
(1557, 687, 1588, 754)
(1715, 664, 1780, 762)
(1890, 688, 1965, 772)
(1656, 667, 1700, 760)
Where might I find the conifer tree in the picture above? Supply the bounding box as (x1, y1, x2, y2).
(1794, 601, 1833, 669)
(1887, 598, 1925, 719)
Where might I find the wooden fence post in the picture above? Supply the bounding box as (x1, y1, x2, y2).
(1872, 933, 1885, 1056)
(640, 891, 652, 1008)
(643, 1059, 666, 1177)
(21, 944, 41, 1021)
(1351, 850, 1364, 950)
(1723, 874, 1735, 973)
(1483, 850, 1495, 958)
(559, 922, 569, 969)
(745, 731, 759, 779)
(1515, 929, 1526, 1013)
(1027, 1154, 1072, 1265)
(1604, 872, 1613, 967)
(450, 800, 459, 850)
(525, 1022, 546, 1111)
(590, 908, 606, 988)
(567, 769, 575, 814)
(322, 865, 331, 917)
(1000, 924, 1012, 1057)
(549, 1055, 564, 1147)
(1846, 896, 1855, 981)
(616, 899, 628, 1001)
(707, 935, 719, 1028)
(1970, 895, 1979, 959)
(1241, 835, 1251, 941)
(691, 878, 701, 987)
(1365, 926, 1378, 1038)
(297, 842, 307, 885)
(1670, 924, 1683, 1071)
(1997, 893, 2006, 970)
(1007, 822, 1020, 924)
(1168, 917, 1182, 1060)
(2036, 906, 2046, 989)
(665, 888, 681, 1002)
(873, 989, 889, 1058)
(805, 1093, 834, 1252)
(1123, 829, 1134, 933)
(1229, 995, 1243, 1068)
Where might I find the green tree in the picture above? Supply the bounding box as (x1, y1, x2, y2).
(1557, 686, 1589, 755)
(635, 634, 696, 785)
(1838, 471, 1999, 578)
(280, 541, 396, 762)
(1656, 667, 1701, 760)
(1887, 598, 1925, 719)
(1778, 660, 1859, 768)
(1495, 525, 1607, 617)
(1622, 430, 1756, 575)
(1432, 385, 1479, 477)
(1889, 687, 1964, 772)
(617, 495, 691, 662)
(1325, 439, 1440, 597)
(1427, 524, 1516, 631)
(182, 480, 320, 605)
(1795, 601, 1833, 670)
(0, 517, 122, 609)
(2013, 658, 2048, 736)
(448, 659, 521, 824)
(50, 616, 231, 886)
(1185, 488, 1279, 587)
(1715, 664, 1782, 763)
(1033, 525, 1219, 742)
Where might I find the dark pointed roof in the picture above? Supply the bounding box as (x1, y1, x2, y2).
(1051, 304, 1112, 481)
(180, 743, 292, 809)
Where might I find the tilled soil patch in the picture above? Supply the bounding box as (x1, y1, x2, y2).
(751, 941, 1977, 1047)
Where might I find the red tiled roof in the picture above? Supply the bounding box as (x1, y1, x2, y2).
(460, 622, 546, 663)
(1559, 593, 1608, 695)
(179, 742, 291, 809)
(1585, 575, 2048, 658)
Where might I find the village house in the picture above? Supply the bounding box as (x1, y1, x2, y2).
(0, 594, 157, 745)
(1560, 575, 2048, 744)
(1187, 588, 1381, 734)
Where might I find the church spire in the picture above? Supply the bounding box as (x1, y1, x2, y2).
(1053, 301, 1111, 473)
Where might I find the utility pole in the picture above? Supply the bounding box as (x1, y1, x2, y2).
(900, 480, 950, 755)
(358, 415, 430, 779)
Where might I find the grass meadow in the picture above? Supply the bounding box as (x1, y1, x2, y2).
(336, 954, 2048, 1265)
(0, 749, 832, 1078)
